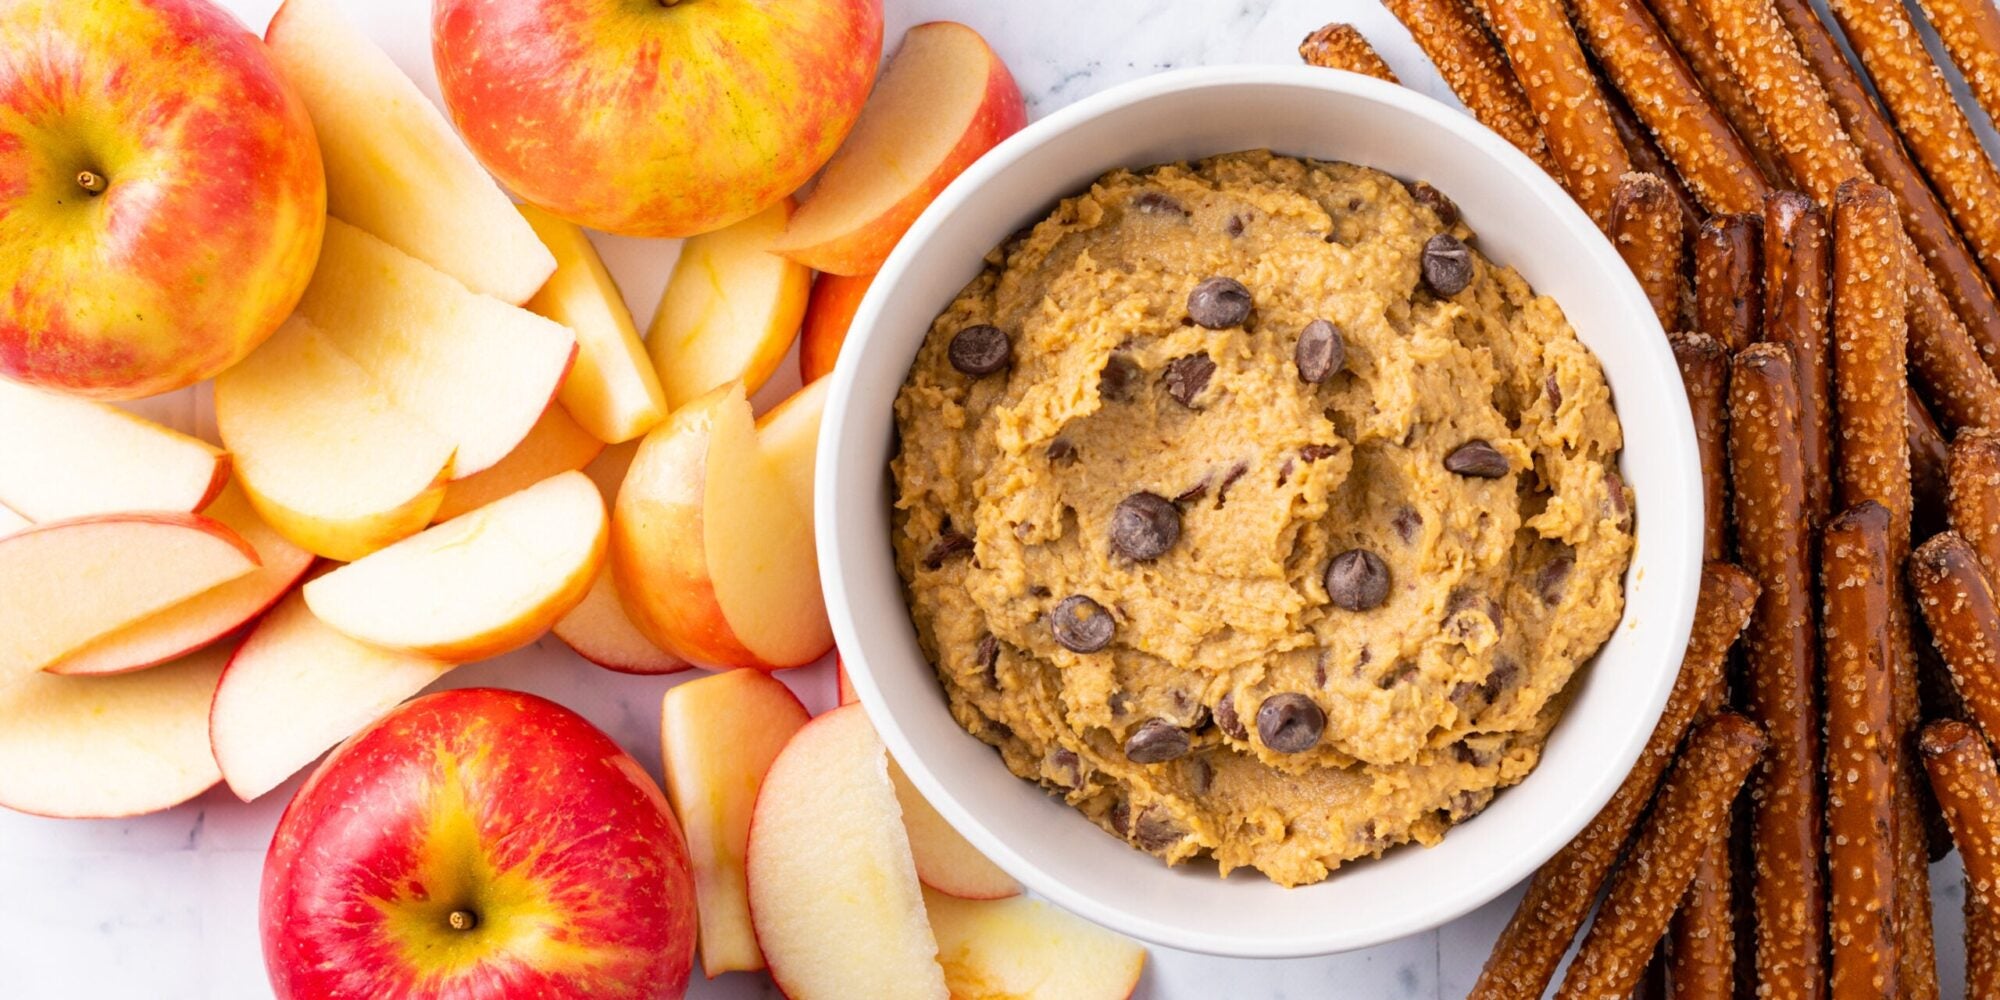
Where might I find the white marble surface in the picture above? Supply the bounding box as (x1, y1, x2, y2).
(0, 1, 1985, 997)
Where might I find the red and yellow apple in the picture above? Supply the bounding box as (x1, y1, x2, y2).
(0, 0, 325, 399)
(799, 272, 875, 382)
(431, 0, 883, 238)
(262, 688, 697, 999)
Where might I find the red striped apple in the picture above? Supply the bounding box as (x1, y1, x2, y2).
(432, 0, 883, 238)
(0, 0, 325, 399)
(262, 688, 697, 1000)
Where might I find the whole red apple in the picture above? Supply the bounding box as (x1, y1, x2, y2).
(0, 0, 325, 400)
(261, 688, 697, 999)
(431, 0, 883, 238)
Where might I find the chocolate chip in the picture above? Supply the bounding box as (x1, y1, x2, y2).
(1326, 549, 1390, 610)
(1421, 234, 1474, 297)
(1392, 506, 1423, 543)
(1295, 320, 1346, 383)
(1107, 690, 1132, 717)
(1108, 800, 1130, 835)
(1051, 594, 1114, 652)
(923, 530, 974, 569)
(1046, 438, 1078, 466)
(1214, 461, 1249, 507)
(1257, 693, 1325, 753)
(1444, 440, 1509, 478)
(1133, 190, 1189, 216)
(1482, 657, 1521, 701)
(1098, 353, 1142, 402)
(1377, 662, 1419, 688)
(1186, 277, 1252, 329)
(1225, 214, 1246, 238)
(1124, 718, 1192, 764)
(1407, 180, 1460, 227)
(975, 634, 1000, 688)
(1173, 479, 1209, 505)
(1046, 748, 1083, 790)
(1187, 756, 1214, 796)
(1452, 741, 1500, 767)
(1105, 494, 1178, 563)
(1300, 443, 1338, 463)
(1215, 693, 1249, 740)
(1544, 372, 1563, 408)
(1537, 555, 1575, 604)
(948, 324, 1012, 376)
(1131, 808, 1184, 852)
(1029, 584, 1051, 598)
(1447, 789, 1492, 822)
(1162, 353, 1216, 407)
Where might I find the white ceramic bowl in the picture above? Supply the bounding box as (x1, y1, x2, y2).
(817, 66, 1702, 958)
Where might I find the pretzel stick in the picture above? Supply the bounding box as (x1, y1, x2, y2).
(1769, 0, 2000, 372)
(1948, 428, 2000, 584)
(1826, 0, 2000, 296)
(1673, 331, 1731, 562)
(1911, 390, 1952, 540)
(1467, 563, 1759, 999)
(1918, 718, 2000, 999)
(1726, 341, 1826, 1000)
(1553, 713, 1768, 1000)
(1820, 501, 1901, 1000)
(1470, 0, 1633, 227)
(1907, 271, 2000, 432)
(1766, 190, 1832, 529)
(1665, 839, 1736, 1000)
(1696, 214, 1762, 352)
(1610, 173, 1685, 330)
(1913, 0, 2000, 146)
(1298, 23, 1398, 82)
(1831, 180, 1913, 553)
(1602, 83, 1705, 246)
(1970, 886, 2000, 1000)
(1382, 0, 1559, 174)
(1911, 532, 2000, 746)
(1639, 0, 1790, 186)
(1568, 0, 1770, 216)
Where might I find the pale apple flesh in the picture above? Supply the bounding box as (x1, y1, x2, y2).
(612, 382, 831, 670)
(0, 503, 26, 539)
(432, 0, 883, 237)
(649, 198, 812, 410)
(554, 441, 686, 674)
(746, 704, 949, 999)
(265, 0, 555, 305)
(0, 643, 227, 818)
(923, 888, 1147, 1000)
(659, 668, 811, 977)
(0, 378, 227, 521)
(210, 589, 451, 802)
(0, 512, 259, 682)
(434, 402, 603, 523)
(262, 689, 696, 1000)
(772, 21, 1027, 276)
(305, 471, 605, 662)
(216, 315, 455, 561)
(799, 271, 876, 382)
(46, 482, 315, 677)
(890, 761, 1022, 900)
(0, 0, 325, 399)
(518, 203, 667, 443)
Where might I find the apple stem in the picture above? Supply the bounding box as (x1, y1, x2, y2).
(447, 910, 478, 932)
(75, 170, 106, 196)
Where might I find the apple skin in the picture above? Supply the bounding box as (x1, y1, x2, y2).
(0, 0, 325, 400)
(799, 272, 875, 382)
(432, 0, 882, 238)
(262, 688, 697, 1000)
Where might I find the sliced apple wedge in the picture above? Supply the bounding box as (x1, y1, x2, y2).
(612, 382, 830, 670)
(0, 643, 228, 818)
(661, 669, 811, 977)
(747, 704, 949, 999)
(211, 589, 451, 801)
(519, 204, 668, 443)
(771, 23, 1026, 276)
(305, 471, 605, 661)
(0, 503, 25, 539)
(890, 762, 1021, 900)
(924, 889, 1146, 999)
(216, 315, 455, 561)
(45, 483, 315, 677)
(295, 219, 577, 479)
(434, 402, 603, 523)
(799, 272, 875, 382)
(648, 199, 811, 409)
(754, 376, 829, 517)
(0, 513, 258, 683)
(0, 377, 226, 521)
(551, 442, 685, 674)
(264, 0, 555, 304)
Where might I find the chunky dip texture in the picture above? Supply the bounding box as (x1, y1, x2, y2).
(889, 150, 1634, 887)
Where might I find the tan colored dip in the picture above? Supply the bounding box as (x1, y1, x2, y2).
(890, 150, 1633, 886)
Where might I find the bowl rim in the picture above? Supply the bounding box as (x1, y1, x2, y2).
(816, 63, 1702, 957)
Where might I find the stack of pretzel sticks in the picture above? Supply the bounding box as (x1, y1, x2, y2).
(1303, 0, 2000, 995)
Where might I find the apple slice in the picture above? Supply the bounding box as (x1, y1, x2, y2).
(550, 442, 685, 674)
(45, 483, 315, 677)
(0, 502, 27, 539)
(747, 704, 949, 999)
(0, 377, 227, 521)
(771, 23, 1026, 276)
(660, 669, 812, 976)
(216, 315, 455, 561)
(648, 198, 811, 409)
(211, 589, 451, 801)
(0, 643, 228, 818)
(264, 0, 555, 304)
(612, 382, 831, 670)
(754, 376, 829, 516)
(295, 219, 576, 479)
(305, 471, 605, 661)
(799, 272, 875, 382)
(890, 762, 1021, 900)
(519, 204, 668, 443)
(924, 889, 1146, 999)
(434, 402, 603, 523)
(0, 513, 258, 682)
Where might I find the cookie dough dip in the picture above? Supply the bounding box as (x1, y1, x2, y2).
(889, 150, 1634, 887)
